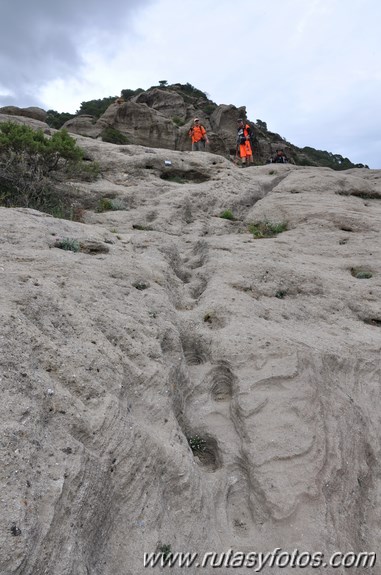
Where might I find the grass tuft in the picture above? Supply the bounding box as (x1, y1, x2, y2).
(219, 209, 235, 221)
(187, 435, 206, 454)
(54, 238, 80, 252)
(248, 220, 288, 238)
(351, 268, 372, 279)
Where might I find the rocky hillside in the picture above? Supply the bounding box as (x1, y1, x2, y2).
(0, 83, 368, 169)
(0, 118, 380, 574)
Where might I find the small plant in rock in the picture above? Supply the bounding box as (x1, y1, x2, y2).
(160, 173, 187, 184)
(133, 280, 150, 291)
(157, 543, 172, 560)
(101, 127, 129, 145)
(132, 223, 154, 231)
(65, 160, 101, 181)
(97, 197, 125, 212)
(248, 220, 288, 238)
(148, 310, 158, 318)
(203, 311, 213, 323)
(275, 289, 287, 299)
(172, 116, 185, 126)
(187, 435, 206, 454)
(219, 209, 235, 221)
(54, 238, 80, 252)
(351, 268, 373, 279)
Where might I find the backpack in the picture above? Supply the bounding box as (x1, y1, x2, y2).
(237, 128, 246, 145)
(237, 124, 254, 146)
(189, 124, 206, 139)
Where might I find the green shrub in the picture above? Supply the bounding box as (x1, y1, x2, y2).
(172, 116, 185, 126)
(46, 110, 75, 129)
(101, 127, 129, 145)
(97, 197, 126, 212)
(300, 147, 367, 170)
(219, 209, 235, 220)
(248, 220, 288, 238)
(54, 238, 80, 252)
(256, 119, 268, 131)
(65, 160, 101, 181)
(76, 96, 116, 118)
(201, 102, 218, 115)
(0, 122, 83, 168)
(0, 122, 93, 217)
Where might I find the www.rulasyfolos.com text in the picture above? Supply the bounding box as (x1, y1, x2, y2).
(143, 548, 377, 570)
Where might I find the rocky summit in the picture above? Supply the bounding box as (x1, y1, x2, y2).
(0, 82, 368, 168)
(0, 119, 381, 574)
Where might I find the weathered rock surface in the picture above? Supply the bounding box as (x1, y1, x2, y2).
(1, 131, 381, 574)
(132, 87, 187, 119)
(62, 114, 99, 139)
(0, 112, 50, 132)
(0, 106, 47, 123)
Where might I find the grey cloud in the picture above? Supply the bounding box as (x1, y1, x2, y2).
(0, 0, 153, 107)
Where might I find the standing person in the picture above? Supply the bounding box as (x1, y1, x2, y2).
(188, 118, 209, 151)
(236, 119, 253, 167)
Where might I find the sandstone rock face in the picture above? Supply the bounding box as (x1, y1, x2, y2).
(209, 103, 248, 156)
(0, 132, 380, 574)
(60, 89, 252, 157)
(95, 100, 178, 149)
(0, 112, 50, 132)
(62, 114, 100, 138)
(0, 106, 47, 122)
(57, 87, 293, 163)
(132, 87, 187, 120)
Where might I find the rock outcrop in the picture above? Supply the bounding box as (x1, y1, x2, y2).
(61, 87, 286, 162)
(61, 114, 99, 139)
(132, 87, 187, 119)
(0, 85, 367, 168)
(0, 124, 380, 574)
(0, 105, 47, 123)
(98, 99, 178, 149)
(0, 112, 50, 132)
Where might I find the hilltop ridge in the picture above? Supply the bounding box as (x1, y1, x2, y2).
(0, 82, 369, 169)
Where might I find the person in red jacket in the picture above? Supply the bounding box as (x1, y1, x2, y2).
(236, 118, 253, 167)
(188, 118, 209, 151)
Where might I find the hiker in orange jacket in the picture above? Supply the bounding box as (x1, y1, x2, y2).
(188, 118, 209, 151)
(236, 118, 253, 167)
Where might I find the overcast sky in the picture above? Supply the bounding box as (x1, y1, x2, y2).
(1, 0, 380, 168)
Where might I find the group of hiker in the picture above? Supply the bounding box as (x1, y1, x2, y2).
(188, 117, 288, 167)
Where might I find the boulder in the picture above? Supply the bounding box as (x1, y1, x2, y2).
(95, 100, 178, 149)
(62, 114, 100, 138)
(0, 113, 50, 131)
(132, 87, 186, 120)
(0, 105, 47, 122)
